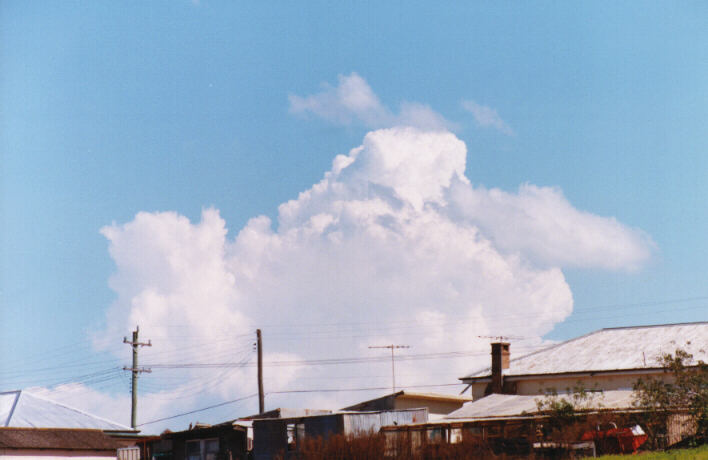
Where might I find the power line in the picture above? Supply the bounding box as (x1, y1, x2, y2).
(141, 347, 544, 369)
(141, 350, 255, 401)
(137, 381, 467, 427)
(268, 382, 465, 395)
(6, 294, 705, 376)
(0, 366, 124, 389)
(137, 393, 259, 427)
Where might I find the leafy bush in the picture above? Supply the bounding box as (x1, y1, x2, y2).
(533, 383, 608, 442)
(633, 347, 708, 447)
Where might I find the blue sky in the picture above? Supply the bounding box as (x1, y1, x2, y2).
(2, 1, 707, 430)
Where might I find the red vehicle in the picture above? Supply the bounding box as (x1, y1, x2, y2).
(581, 423, 648, 454)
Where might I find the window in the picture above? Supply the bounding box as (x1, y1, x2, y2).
(185, 438, 219, 460)
(186, 440, 200, 460)
(427, 427, 443, 443)
(450, 428, 463, 444)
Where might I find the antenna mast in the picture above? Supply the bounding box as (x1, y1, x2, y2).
(368, 344, 410, 393)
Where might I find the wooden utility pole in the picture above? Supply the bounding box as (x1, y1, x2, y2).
(368, 344, 410, 393)
(123, 326, 151, 429)
(256, 329, 264, 414)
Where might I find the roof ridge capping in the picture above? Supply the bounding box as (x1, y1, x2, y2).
(600, 320, 708, 331)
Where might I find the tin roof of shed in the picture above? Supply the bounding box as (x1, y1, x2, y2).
(445, 390, 635, 420)
(461, 321, 708, 381)
(0, 390, 133, 432)
(342, 391, 472, 411)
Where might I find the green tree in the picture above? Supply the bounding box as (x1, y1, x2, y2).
(533, 383, 606, 441)
(633, 347, 708, 446)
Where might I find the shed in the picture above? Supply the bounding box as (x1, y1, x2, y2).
(252, 408, 427, 460)
(150, 421, 248, 460)
(342, 391, 472, 420)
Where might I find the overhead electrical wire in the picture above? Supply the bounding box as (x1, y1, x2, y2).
(137, 381, 469, 427)
(137, 393, 259, 427)
(141, 349, 255, 401)
(268, 382, 465, 395)
(142, 347, 546, 370)
(7, 293, 706, 392)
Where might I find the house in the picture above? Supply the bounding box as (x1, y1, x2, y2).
(341, 391, 472, 420)
(237, 408, 334, 451)
(459, 321, 708, 400)
(0, 427, 124, 459)
(381, 388, 692, 454)
(381, 321, 707, 453)
(149, 421, 249, 460)
(240, 408, 333, 420)
(0, 390, 142, 457)
(145, 409, 335, 460)
(252, 408, 428, 460)
(381, 390, 669, 456)
(378, 322, 707, 455)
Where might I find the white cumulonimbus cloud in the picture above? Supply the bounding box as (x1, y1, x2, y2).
(42, 76, 653, 431)
(66, 126, 653, 430)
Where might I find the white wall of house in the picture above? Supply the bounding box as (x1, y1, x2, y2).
(470, 371, 673, 400)
(393, 398, 467, 416)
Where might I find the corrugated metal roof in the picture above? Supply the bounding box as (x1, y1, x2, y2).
(0, 427, 123, 451)
(241, 407, 332, 420)
(462, 322, 708, 380)
(445, 390, 636, 420)
(0, 390, 133, 432)
(397, 391, 472, 403)
(341, 391, 472, 412)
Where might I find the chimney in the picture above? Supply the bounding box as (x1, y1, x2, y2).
(490, 342, 510, 394)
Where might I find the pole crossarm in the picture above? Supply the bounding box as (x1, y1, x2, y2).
(122, 367, 152, 373)
(123, 339, 152, 347)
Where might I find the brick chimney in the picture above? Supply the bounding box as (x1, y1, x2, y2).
(490, 342, 510, 394)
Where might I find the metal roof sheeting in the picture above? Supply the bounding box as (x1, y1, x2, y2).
(0, 390, 133, 432)
(462, 322, 708, 380)
(0, 427, 123, 451)
(445, 390, 636, 420)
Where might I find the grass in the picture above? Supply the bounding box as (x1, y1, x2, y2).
(588, 445, 708, 459)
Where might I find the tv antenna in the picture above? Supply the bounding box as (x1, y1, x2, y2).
(478, 335, 525, 341)
(368, 344, 410, 393)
